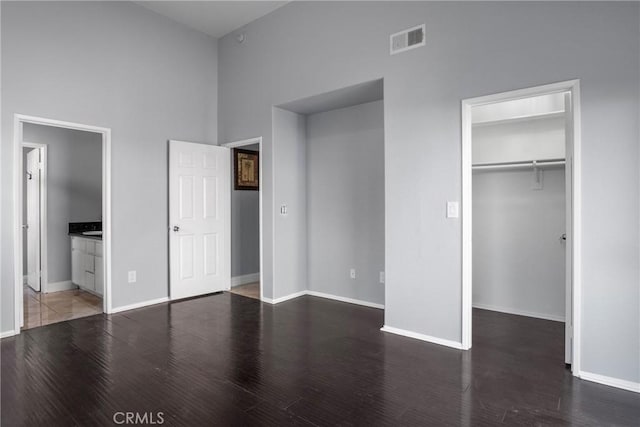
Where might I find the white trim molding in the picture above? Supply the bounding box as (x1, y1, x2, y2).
(261, 290, 307, 305)
(579, 371, 640, 393)
(1, 330, 17, 339)
(472, 303, 565, 323)
(110, 297, 169, 314)
(306, 291, 384, 309)
(261, 290, 385, 309)
(223, 137, 262, 149)
(46, 280, 77, 293)
(13, 114, 113, 336)
(380, 325, 464, 350)
(460, 80, 582, 375)
(231, 273, 260, 287)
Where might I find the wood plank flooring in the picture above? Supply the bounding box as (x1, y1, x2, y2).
(2, 293, 639, 426)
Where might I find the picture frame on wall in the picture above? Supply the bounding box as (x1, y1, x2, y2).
(233, 148, 259, 191)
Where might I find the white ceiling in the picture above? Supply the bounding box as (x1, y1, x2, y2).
(134, 1, 288, 38)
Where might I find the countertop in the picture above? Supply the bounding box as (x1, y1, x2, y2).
(69, 232, 103, 241)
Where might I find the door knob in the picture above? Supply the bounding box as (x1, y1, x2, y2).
(560, 233, 567, 241)
(173, 226, 180, 232)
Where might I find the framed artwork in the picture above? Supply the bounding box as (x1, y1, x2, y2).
(233, 148, 259, 191)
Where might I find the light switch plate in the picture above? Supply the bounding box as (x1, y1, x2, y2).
(446, 202, 459, 218)
(280, 205, 288, 215)
(379, 272, 385, 284)
(350, 268, 356, 279)
(128, 271, 137, 283)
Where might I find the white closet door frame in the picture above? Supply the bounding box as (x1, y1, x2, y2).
(460, 80, 582, 374)
(563, 92, 574, 366)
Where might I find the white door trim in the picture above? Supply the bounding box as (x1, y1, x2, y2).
(222, 137, 264, 302)
(13, 114, 113, 335)
(460, 80, 582, 375)
(23, 142, 47, 295)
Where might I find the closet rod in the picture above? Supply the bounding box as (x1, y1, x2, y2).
(472, 159, 565, 171)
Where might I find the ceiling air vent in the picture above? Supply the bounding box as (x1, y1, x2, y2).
(390, 24, 425, 55)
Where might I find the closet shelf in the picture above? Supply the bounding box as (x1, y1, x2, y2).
(472, 159, 565, 171)
(472, 111, 565, 127)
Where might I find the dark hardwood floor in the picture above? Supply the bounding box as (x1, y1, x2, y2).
(2, 293, 639, 426)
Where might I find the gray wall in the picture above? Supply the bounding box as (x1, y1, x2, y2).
(231, 143, 260, 277)
(23, 123, 102, 284)
(272, 107, 307, 299)
(473, 168, 566, 321)
(1, 1, 218, 330)
(306, 100, 385, 305)
(218, 2, 639, 383)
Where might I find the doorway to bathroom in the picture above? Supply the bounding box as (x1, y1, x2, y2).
(14, 115, 112, 332)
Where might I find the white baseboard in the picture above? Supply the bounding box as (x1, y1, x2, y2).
(306, 290, 384, 309)
(110, 297, 169, 314)
(579, 371, 640, 393)
(472, 303, 565, 322)
(0, 330, 16, 339)
(262, 291, 307, 305)
(45, 280, 77, 293)
(231, 273, 260, 287)
(261, 290, 384, 309)
(381, 325, 464, 350)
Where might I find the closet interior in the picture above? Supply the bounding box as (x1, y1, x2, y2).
(471, 92, 569, 328)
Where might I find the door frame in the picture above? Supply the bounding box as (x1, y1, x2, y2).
(22, 142, 47, 293)
(460, 80, 582, 375)
(13, 114, 113, 333)
(222, 137, 264, 302)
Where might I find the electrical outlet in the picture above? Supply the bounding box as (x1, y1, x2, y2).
(350, 268, 356, 279)
(379, 272, 385, 284)
(128, 271, 137, 283)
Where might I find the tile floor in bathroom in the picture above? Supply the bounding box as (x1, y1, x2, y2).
(23, 284, 103, 330)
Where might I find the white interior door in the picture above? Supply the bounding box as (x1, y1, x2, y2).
(564, 92, 573, 366)
(169, 141, 230, 300)
(26, 149, 41, 292)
